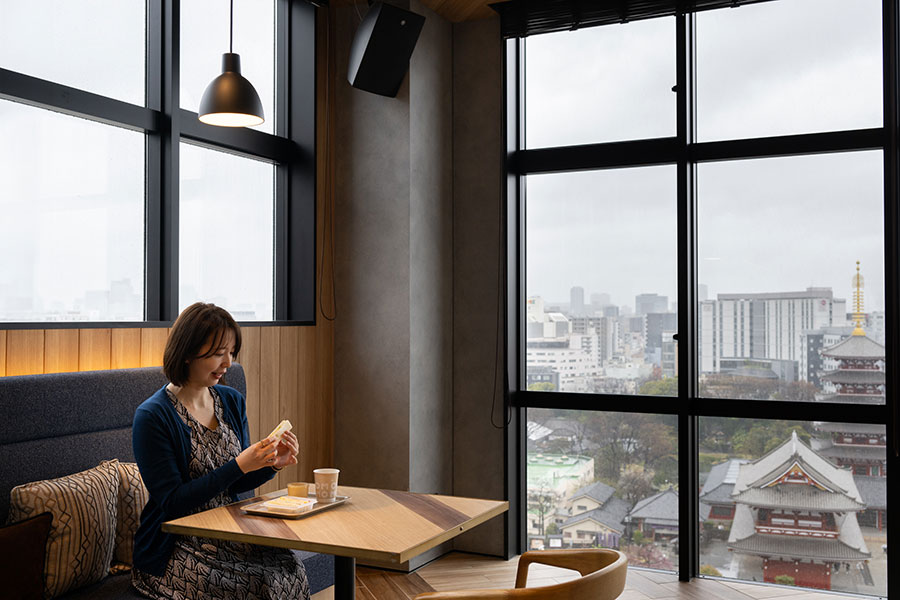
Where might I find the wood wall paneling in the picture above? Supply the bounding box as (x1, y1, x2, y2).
(79, 328, 112, 371)
(111, 328, 143, 369)
(279, 327, 302, 486)
(239, 327, 262, 443)
(0, 330, 6, 376)
(258, 326, 282, 495)
(44, 329, 80, 373)
(6, 330, 45, 376)
(140, 328, 169, 367)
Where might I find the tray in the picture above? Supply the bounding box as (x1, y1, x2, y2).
(241, 495, 350, 519)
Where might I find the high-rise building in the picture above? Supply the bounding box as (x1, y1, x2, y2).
(570, 286, 585, 317)
(635, 293, 668, 316)
(699, 288, 846, 374)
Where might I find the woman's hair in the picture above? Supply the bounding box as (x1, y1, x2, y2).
(163, 302, 242, 386)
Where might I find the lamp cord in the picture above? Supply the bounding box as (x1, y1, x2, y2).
(229, 0, 234, 53)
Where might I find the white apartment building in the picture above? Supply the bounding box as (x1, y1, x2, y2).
(699, 288, 847, 374)
(527, 336, 602, 392)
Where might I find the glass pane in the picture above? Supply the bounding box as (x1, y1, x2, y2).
(697, 0, 882, 141)
(181, 0, 276, 134)
(179, 143, 274, 320)
(525, 166, 677, 395)
(0, 100, 145, 321)
(699, 417, 886, 596)
(527, 408, 678, 568)
(524, 17, 675, 149)
(0, 0, 145, 105)
(698, 152, 884, 403)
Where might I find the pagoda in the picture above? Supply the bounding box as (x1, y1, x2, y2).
(817, 262, 885, 405)
(728, 431, 870, 590)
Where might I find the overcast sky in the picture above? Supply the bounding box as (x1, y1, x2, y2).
(0, 0, 276, 319)
(524, 0, 885, 312)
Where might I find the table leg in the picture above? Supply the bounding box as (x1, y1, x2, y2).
(334, 555, 356, 600)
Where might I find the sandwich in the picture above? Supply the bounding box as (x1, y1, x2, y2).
(268, 419, 293, 443)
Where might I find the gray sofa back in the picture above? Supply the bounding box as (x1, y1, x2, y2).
(0, 364, 247, 523)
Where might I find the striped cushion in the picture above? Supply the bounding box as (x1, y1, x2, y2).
(7, 460, 119, 599)
(112, 462, 149, 568)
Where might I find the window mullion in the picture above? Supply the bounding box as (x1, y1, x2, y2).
(676, 11, 699, 583)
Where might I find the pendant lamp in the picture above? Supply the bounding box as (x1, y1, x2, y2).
(199, 0, 264, 127)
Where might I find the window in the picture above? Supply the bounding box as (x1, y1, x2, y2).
(0, 101, 144, 321)
(0, 1, 317, 324)
(506, 0, 893, 595)
(179, 144, 275, 319)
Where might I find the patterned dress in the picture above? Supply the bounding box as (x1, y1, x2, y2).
(133, 388, 309, 600)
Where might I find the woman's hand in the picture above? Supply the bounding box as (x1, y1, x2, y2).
(272, 430, 300, 470)
(236, 437, 278, 473)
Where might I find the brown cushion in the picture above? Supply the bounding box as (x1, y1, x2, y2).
(7, 460, 119, 599)
(0, 511, 53, 600)
(112, 461, 149, 568)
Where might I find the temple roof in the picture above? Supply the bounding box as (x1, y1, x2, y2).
(820, 370, 885, 384)
(854, 476, 887, 510)
(732, 486, 866, 511)
(814, 422, 886, 434)
(729, 504, 870, 560)
(700, 459, 748, 504)
(732, 431, 864, 509)
(816, 393, 884, 405)
(728, 534, 872, 561)
(814, 444, 886, 462)
(821, 334, 885, 359)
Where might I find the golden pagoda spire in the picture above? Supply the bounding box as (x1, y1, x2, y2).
(852, 260, 866, 336)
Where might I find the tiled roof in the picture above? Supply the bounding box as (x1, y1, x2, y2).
(816, 393, 884, 405)
(568, 480, 615, 505)
(814, 422, 885, 434)
(853, 476, 887, 509)
(820, 370, 885, 384)
(728, 534, 871, 561)
(560, 496, 630, 533)
(821, 334, 885, 359)
(733, 432, 864, 507)
(629, 489, 678, 525)
(700, 459, 748, 504)
(733, 486, 866, 511)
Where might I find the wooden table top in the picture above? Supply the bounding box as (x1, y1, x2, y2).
(162, 485, 508, 564)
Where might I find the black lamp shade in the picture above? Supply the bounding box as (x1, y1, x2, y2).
(199, 53, 264, 127)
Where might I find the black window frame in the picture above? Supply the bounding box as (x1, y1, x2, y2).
(0, 0, 318, 328)
(503, 1, 897, 594)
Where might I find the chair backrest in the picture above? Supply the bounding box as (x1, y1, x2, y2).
(518, 549, 627, 600)
(414, 549, 628, 600)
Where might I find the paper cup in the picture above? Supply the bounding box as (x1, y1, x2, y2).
(313, 468, 340, 502)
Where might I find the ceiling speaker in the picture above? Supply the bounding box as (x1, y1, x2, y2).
(347, 2, 425, 98)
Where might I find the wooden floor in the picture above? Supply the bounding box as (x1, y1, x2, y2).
(311, 552, 868, 600)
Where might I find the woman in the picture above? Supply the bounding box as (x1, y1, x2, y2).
(131, 302, 309, 599)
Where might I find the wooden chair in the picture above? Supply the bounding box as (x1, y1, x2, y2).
(414, 548, 628, 600)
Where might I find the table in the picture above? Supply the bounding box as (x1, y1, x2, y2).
(162, 485, 508, 600)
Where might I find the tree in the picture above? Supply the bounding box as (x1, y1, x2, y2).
(638, 376, 678, 397)
(527, 382, 556, 392)
(528, 483, 557, 536)
(618, 466, 655, 507)
(700, 565, 722, 577)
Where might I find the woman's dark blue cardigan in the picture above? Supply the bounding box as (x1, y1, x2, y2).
(132, 384, 276, 576)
